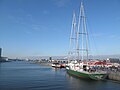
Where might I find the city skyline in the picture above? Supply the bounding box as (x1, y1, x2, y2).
(0, 0, 120, 58)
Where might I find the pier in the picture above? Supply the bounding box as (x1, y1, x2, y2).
(108, 71, 120, 81)
(109, 72, 120, 81)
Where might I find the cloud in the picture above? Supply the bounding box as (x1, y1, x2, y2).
(91, 33, 120, 40)
(109, 35, 120, 40)
(90, 33, 103, 37)
(52, 0, 70, 7)
(115, 17, 120, 22)
(31, 24, 41, 31)
(43, 10, 49, 15)
(26, 14, 33, 21)
(25, 30, 32, 34)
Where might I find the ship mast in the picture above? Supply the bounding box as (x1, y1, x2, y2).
(68, 1, 89, 62)
(68, 12, 76, 61)
(77, 1, 89, 61)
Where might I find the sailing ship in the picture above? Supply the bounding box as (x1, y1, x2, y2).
(66, 2, 108, 80)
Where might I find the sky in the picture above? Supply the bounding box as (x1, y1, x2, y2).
(0, 0, 120, 58)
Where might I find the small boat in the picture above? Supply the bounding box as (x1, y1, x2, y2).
(52, 62, 61, 68)
(52, 62, 66, 68)
(66, 2, 108, 80)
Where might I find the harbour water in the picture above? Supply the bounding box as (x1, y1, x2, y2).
(0, 61, 120, 90)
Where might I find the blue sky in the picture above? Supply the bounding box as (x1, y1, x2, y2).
(0, 0, 120, 58)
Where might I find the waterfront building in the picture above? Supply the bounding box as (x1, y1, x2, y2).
(49, 57, 52, 60)
(0, 48, 8, 62)
(107, 58, 120, 63)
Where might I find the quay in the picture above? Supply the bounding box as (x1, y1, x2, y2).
(32, 59, 68, 67)
(32, 58, 120, 81)
(3, 56, 120, 81)
(108, 71, 120, 81)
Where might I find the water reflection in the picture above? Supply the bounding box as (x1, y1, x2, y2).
(0, 61, 120, 90)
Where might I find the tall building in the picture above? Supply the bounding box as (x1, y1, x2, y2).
(49, 57, 52, 60)
(0, 48, 8, 62)
(0, 48, 2, 58)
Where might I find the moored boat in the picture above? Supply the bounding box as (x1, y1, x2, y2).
(52, 62, 61, 68)
(52, 62, 66, 68)
(66, 61, 107, 80)
(66, 1, 108, 80)
(66, 69, 107, 80)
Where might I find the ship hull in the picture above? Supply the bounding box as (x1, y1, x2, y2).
(66, 69, 107, 80)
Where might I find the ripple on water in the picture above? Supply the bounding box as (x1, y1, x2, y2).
(0, 61, 120, 90)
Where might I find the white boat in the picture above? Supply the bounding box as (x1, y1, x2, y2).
(52, 62, 61, 68)
(66, 1, 108, 80)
